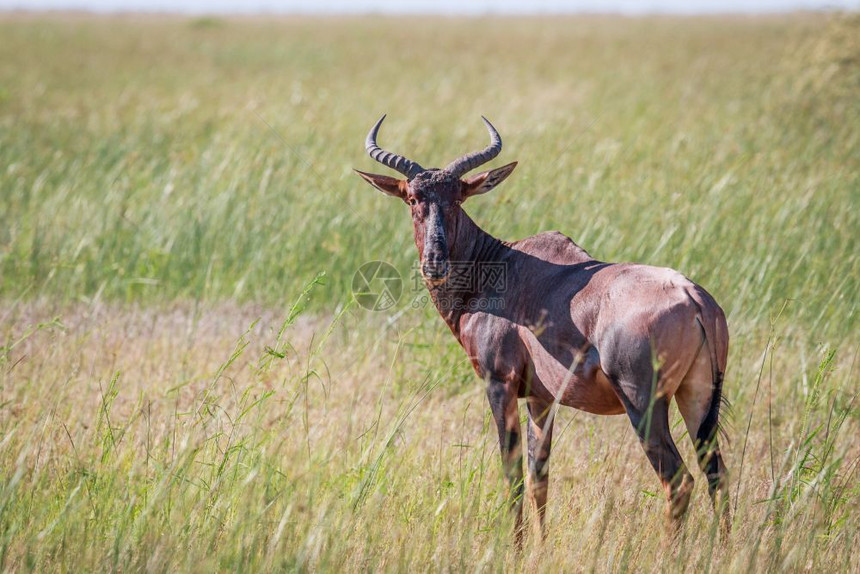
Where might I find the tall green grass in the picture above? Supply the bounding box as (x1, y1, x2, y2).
(0, 12, 858, 572)
(1, 14, 856, 341)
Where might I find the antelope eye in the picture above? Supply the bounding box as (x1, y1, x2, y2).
(409, 198, 418, 206)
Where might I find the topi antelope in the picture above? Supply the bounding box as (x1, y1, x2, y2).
(355, 115, 731, 542)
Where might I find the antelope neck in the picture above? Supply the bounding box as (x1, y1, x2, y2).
(448, 209, 506, 264)
(424, 209, 507, 333)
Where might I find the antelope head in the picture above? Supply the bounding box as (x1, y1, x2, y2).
(355, 115, 517, 284)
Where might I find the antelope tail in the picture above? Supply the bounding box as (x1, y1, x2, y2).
(688, 285, 730, 445)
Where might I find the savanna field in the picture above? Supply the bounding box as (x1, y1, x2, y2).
(0, 12, 858, 572)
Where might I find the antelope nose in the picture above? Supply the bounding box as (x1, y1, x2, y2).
(422, 254, 450, 280)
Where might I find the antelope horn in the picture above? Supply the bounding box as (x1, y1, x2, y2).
(365, 114, 424, 179)
(444, 116, 502, 177)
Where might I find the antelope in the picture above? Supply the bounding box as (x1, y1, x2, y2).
(355, 116, 731, 541)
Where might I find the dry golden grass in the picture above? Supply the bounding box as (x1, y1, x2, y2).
(1, 294, 858, 571)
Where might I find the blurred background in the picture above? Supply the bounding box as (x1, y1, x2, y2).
(3, 0, 860, 13)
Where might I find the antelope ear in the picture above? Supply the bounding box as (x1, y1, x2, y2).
(354, 169, 408, 199)
(462, 162, 518, 198)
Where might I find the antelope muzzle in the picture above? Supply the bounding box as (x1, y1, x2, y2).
(422, 248, 450, 282)
(422, 206, 450, 283)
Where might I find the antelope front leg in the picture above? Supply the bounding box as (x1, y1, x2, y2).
(526, 397, 554, 538)
(486, 379, 524, 544)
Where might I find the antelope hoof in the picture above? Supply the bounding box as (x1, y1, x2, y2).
(668, 476, 695, 523)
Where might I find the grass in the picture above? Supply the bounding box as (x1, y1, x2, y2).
(1, 11, 859, 572)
